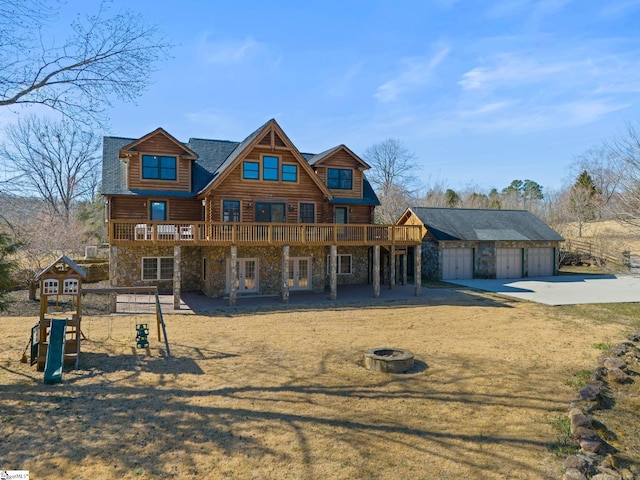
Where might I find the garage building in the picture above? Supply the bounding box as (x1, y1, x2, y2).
(396, 207, 564, 280)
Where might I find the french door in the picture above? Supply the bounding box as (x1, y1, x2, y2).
(288, 257, 311, 290)
(226, 258, 259, 293)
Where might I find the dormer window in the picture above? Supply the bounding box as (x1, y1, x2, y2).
(327, 168, 352, 190)
(142, 155, 177, 180)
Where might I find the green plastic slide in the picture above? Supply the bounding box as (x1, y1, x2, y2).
(44, 319, 67, 384)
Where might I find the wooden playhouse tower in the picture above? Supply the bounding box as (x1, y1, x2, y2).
(34, 255, 86, 371)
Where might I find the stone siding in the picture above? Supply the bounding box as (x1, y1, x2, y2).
(419, 240, 561, 280)
(110, 245, 201, 292)
(474, 242, 495, 279)
(112, 244, 373, 298)
(200, 245, 367, 297)
(324, 246, 371, 286)
(420, 240, 439, 280)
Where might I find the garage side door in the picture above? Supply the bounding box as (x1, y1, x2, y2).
(497, 248, 523, 279)
(442, 248, 473, 280)
(528, 247, 554, 277)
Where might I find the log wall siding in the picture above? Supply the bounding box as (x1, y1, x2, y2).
(125, 135, 192, 192)
(314, 150, 364, 200)
(168, 199, 203, 221)
(209, 147, 330, 223)
(110, 196, 147, 220)
(331, 205, 372, 224)
(109, 196, 202, 221)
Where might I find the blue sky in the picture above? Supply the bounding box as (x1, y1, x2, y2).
(7, 0, 640, 193)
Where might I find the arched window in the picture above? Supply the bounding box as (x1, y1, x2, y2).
(63, 279, 79, 294)
(43, 279, 59, 295)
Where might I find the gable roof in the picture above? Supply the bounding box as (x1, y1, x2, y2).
(36, 255, 87, 280)
(404, 207, 564, 242)
(102, 120, 379, 205)
(119, 127, 198, 159)
(307, 145, 371, 169)
(197, 119, 334, 200)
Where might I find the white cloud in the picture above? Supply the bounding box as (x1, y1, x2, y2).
(435, 99, 630, 135)
(198, 36, 264, 65)
(459, 100, 515, 117)
(374, 46, 451, 103)
(458, 55, 570, 90)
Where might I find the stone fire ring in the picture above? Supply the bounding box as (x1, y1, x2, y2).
(364, 348, 414, 373)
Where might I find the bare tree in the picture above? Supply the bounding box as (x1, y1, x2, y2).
(363, 139, 418, 196)
(6, 204, 87, 300)
(568, 185, 596, 237)
(0, 0, 172, 126)
(1, 116, 101, 222)
(608, 123, 640, 228)
(0, 232, 19, 311)
(373, 184, 413, 224)
(363, 139, 420, 223)
(571, 146, 624, 219)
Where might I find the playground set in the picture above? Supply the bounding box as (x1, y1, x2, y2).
(26, 255, 170, 384)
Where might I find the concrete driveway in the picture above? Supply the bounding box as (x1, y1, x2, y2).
(447, 274, 640, 306)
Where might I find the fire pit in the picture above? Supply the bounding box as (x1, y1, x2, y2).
(364, 348, 414, 373)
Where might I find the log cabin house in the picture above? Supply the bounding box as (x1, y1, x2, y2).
(103, 119, 424, 307)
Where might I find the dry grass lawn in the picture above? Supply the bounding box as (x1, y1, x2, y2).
(561, 219, 640, 254)
(1, 289, 639, 479)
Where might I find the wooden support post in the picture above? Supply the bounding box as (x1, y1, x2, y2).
(329, 245, 337, 300)
(373, 245, 380, 298)
(414, 244, 422, 296)
(282, 245, 290, 304)
(402, 253, 408, 285)
(173, 246, 181, 310)
(389, 245, 396, 290)
(229, 246, 237, 306)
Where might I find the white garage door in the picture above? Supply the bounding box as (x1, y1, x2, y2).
(497, 248, 523, 279)
(528, 247, 554, 277)
(442, 248, 473, 280)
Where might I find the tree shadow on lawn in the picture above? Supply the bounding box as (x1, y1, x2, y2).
(1, 351, 564, 479)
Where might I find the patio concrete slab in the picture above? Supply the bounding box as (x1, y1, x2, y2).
(447, 274, 640, 306)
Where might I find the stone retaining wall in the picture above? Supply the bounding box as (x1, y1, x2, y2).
(561, 332, 640, 480)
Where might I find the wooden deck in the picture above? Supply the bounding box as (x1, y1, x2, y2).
(108, 221, 424, 247)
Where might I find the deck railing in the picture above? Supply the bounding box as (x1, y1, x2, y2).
(109, 221, 424, 247)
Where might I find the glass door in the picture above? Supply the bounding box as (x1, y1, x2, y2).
(226, 258, 259, 293)
(288, 257, 311, 290)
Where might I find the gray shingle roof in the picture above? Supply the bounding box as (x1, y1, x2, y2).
(187, 138, 240, 192)
(102, 137, 135, 195)
(193, 120, 270, 194)
(410, 207, 564, 242)
(102, 122, 380, 206)
(330, 178, 380, 206)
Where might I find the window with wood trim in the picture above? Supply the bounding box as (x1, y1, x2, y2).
(142, 155, 177, 180)
(282, 164, 298, 182)
(326, 254, 353, 275)
(142, 257, 174, 280)
(243, 161, 259, 180)
(222, 200, 240, 222)
(299, 203, 315, 223)
(263, 156, 279, 181)
(327, 168, 353, 189)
